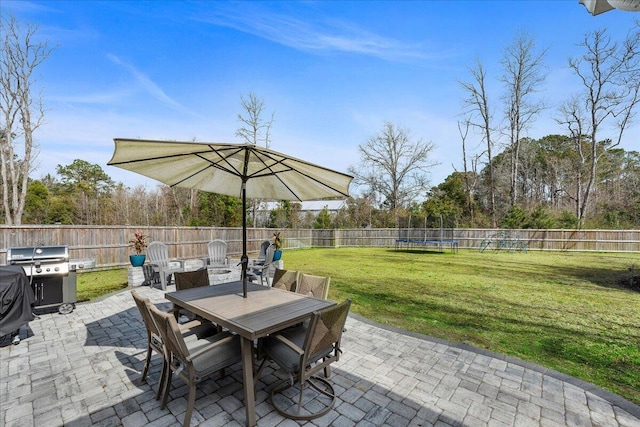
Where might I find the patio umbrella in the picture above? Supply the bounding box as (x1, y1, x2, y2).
(107, 138, 353, 297)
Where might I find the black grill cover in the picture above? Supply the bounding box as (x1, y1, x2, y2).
(0, 265, 35, 337)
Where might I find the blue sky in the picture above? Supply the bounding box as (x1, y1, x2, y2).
(4, 1, 639, 194)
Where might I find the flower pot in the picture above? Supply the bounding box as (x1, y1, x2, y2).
(129, 254, 146, 267)
(273, 250, 282, 261)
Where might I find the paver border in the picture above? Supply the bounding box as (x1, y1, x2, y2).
(349, 312, 640, 419)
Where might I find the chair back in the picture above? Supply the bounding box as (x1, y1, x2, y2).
(258, 240, 271, 259)
(264, 244, 276, 265)
(272, 268, 299, 292)
(175, 269, 209, 291)
(297, 273, 330, 300)
(131, 290, 161, 339)
(131, 290, 166, 364)
(148, 302, 190, 365)
(261, 244, 277, 284)
(207, 240, 227, 265)
(302, 299, 351, 377)
(147, 242, 171, 268)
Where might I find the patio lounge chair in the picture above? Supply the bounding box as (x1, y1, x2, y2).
(130, 290, 217, 400)
(204, 239, 227, 267)
(257, 239, 271, 262)
(256, 299, 351, 420)
(148, 303, 241, 427)
(248, 243, 276, 286)
(147, 241, 185, 290)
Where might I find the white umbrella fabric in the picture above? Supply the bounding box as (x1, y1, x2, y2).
(108, 138, 353, 297)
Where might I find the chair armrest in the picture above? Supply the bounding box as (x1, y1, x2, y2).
(178, 319, 204, 330)
(271, 333, 304, 356)
(186, 333, 236, 361)
(168, 258, 185, 268)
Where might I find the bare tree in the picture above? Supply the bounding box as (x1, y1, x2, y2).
(460, 59, 497, 227)
(558, 25, 640, 225)
(236, 92, 274, 148)
(235, 92, 275, 227)
(0, 16, 53, 225)
(457, 119, 480, 223)
(500, 31, 547, 207)
(348, 122, 436, 224)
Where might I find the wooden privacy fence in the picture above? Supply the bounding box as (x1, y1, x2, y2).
(0, 226, 639, 268)
(0, 226, 314, 268)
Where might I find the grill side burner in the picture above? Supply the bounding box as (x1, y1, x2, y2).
(7, 245, 77, 314)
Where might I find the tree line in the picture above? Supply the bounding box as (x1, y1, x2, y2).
(11, 136, 638, 230)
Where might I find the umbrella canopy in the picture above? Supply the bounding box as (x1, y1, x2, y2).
(108, 138, 353, 297)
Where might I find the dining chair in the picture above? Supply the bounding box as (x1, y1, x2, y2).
(296, 273, 330, 299)
(271, 268, 299, 292)
(173, 268, 210, 321)
(148, 303, 241, 427)
(147, 241, 185, 290)
(174, 268, 209, 290)
(130, 290, 217, 400)
(205, 239, 227, 267)
(256, 299, 352, 420)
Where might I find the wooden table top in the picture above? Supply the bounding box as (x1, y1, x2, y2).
(165, 281, 334, 340)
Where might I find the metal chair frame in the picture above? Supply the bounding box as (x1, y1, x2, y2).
(256, 299, 351, 421)
(130, 290, 216, 400)
(148, 303, 241, 427)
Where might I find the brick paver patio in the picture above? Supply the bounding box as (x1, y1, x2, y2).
(1, 284, 639, 426)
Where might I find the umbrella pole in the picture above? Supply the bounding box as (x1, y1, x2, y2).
(241, 181, 248, 298)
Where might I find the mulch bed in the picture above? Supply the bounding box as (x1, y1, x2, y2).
(619, 275, 640, 291)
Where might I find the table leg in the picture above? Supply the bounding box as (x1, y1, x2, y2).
(240, 336, 256, 427)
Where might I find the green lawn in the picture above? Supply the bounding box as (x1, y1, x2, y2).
(77, 268, 129, 302)
(78, 247, 640, 405)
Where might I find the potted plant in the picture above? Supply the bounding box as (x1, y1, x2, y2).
(128, 231, 149, 267)
(272, 231, 283, 261)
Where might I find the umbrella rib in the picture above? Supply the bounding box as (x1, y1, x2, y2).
(245, 147, 351, 200)
(172, 146, 248, 187)
(107, 151, 204, 166)
(246, 148, 304, 200)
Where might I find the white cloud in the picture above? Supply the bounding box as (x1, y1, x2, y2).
(196, 4, 438, 62)
(106, 54, 202, 117)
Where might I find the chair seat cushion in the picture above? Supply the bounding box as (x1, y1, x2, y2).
(182, 321, 218, 340)
(262, 326, 333, 374)
(186, 332, 241, 373)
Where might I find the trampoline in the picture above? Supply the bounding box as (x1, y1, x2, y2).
(395, 214, 459, 253)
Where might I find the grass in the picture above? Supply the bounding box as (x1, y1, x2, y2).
(79, 247, 640, 406)
(77, 268, 128, 302)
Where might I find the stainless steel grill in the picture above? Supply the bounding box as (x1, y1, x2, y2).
(7, 245, 77, 314)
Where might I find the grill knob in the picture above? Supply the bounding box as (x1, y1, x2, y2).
(46, 267, 51, 272)
(36, 268, 42, 273)
(54, 266, 60, 272)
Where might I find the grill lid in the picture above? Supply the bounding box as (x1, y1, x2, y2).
(7, 246, 70, 277)
(7, 245, 69, 263)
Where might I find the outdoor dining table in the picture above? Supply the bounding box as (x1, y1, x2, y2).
(164, 280, 335, 427)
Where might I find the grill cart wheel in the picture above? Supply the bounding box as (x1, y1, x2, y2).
(58, 303, 74, 315)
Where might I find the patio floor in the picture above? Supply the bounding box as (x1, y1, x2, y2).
(1, 284, 639, 427)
